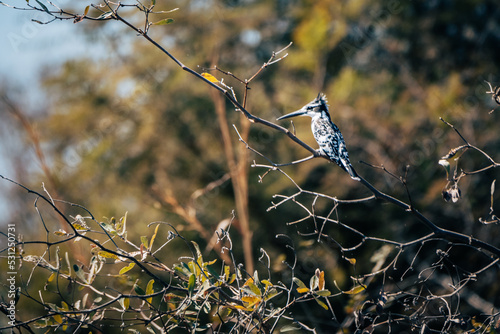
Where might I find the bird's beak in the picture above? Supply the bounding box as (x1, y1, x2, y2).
(276, 108, 307, 121)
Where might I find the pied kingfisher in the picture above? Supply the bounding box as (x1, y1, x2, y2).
(277, 93, 360, 181)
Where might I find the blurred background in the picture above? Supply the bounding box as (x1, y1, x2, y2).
(1, 0, 500, 332)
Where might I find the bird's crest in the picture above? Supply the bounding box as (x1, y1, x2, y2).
(308, 93, 330, 118)
(315, 93, 328, 109)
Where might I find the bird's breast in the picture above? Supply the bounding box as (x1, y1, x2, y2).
(311, 117, 332, 138)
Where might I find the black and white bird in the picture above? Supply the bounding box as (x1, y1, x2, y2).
(277, 93, 360, 181)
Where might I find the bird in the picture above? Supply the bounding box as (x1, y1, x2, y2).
(277, 93, 360, 181)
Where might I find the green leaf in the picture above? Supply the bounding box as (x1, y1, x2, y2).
(134, 282, 145, 295)
(152, 18, 174, 25)
(206, 264, 219, 279)
(35, 0, 50, 14)
(188, 273, 195, 296)
(34, 319, 48, 328)
(310, 274, 319, 291)
(293, 277, 307, 289)
(174, 264, 191, 277)
(314, 296, 329, 310)
(141, 236, 149, 249)
(315, 289, 331, 297)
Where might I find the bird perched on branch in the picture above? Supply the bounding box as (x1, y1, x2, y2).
(277, 93, 360, 181)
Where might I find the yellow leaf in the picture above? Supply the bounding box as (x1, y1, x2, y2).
(261, 279, 273, 290)
(54, 230, 67, 236)
(229, 274, 236, 284)
(345, 257, 356, 265)
(72, 223, 87, 230)
(84, 5, 89, 16)
(149, 224, 160, 250)
(206, 258, 217, 266)
(296, 287, 310, 294)
(47, 272, 56, 282)
(201, 72, 219, 83)
(241, 296, 261, 308)
(146, 279, 155, 303)
(60, 301, 69, 311)
(53, 314, 62, 324)
(344, 285, 366, 295)
(119, 262, 135, 275)
(98, 251, 118, 259)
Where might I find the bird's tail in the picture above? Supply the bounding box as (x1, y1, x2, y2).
(342, 160, 361, 181)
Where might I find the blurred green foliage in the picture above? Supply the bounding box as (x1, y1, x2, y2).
(2, 0, 500, 332)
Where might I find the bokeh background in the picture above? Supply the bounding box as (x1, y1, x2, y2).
(1, 0, 500, 332)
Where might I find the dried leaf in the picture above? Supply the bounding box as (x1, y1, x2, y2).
(318, 270, 325, 290)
